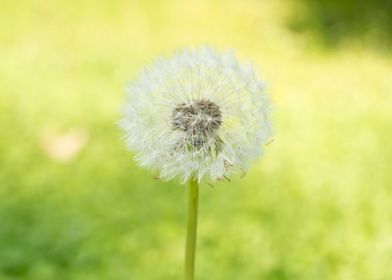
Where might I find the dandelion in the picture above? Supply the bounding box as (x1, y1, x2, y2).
(120, 47, 272, 279)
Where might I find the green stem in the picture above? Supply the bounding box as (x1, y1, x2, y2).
(185, 178, 199, 280)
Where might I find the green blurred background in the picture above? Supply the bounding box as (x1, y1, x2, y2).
(1, 0, 392, 279)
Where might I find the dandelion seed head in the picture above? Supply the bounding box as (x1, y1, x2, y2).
(120, 47, 272, 184)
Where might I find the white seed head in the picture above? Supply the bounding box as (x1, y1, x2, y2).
(120, 47, 272, 184)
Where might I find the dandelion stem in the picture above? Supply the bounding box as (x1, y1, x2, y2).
(185, 178, 199, 280)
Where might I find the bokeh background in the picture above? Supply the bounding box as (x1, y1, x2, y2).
(1, 0, 392, 279)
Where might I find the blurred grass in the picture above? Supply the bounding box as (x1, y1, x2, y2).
(288, 0, 392, 49)
(1, 0, 392, 279)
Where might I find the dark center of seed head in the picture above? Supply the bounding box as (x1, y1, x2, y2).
(172, 100, 222, 133)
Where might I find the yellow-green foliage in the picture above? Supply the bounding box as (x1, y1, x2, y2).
(1, 0, 392, 279)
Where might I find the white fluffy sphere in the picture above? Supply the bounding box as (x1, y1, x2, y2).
(120, 47, 272, 184)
